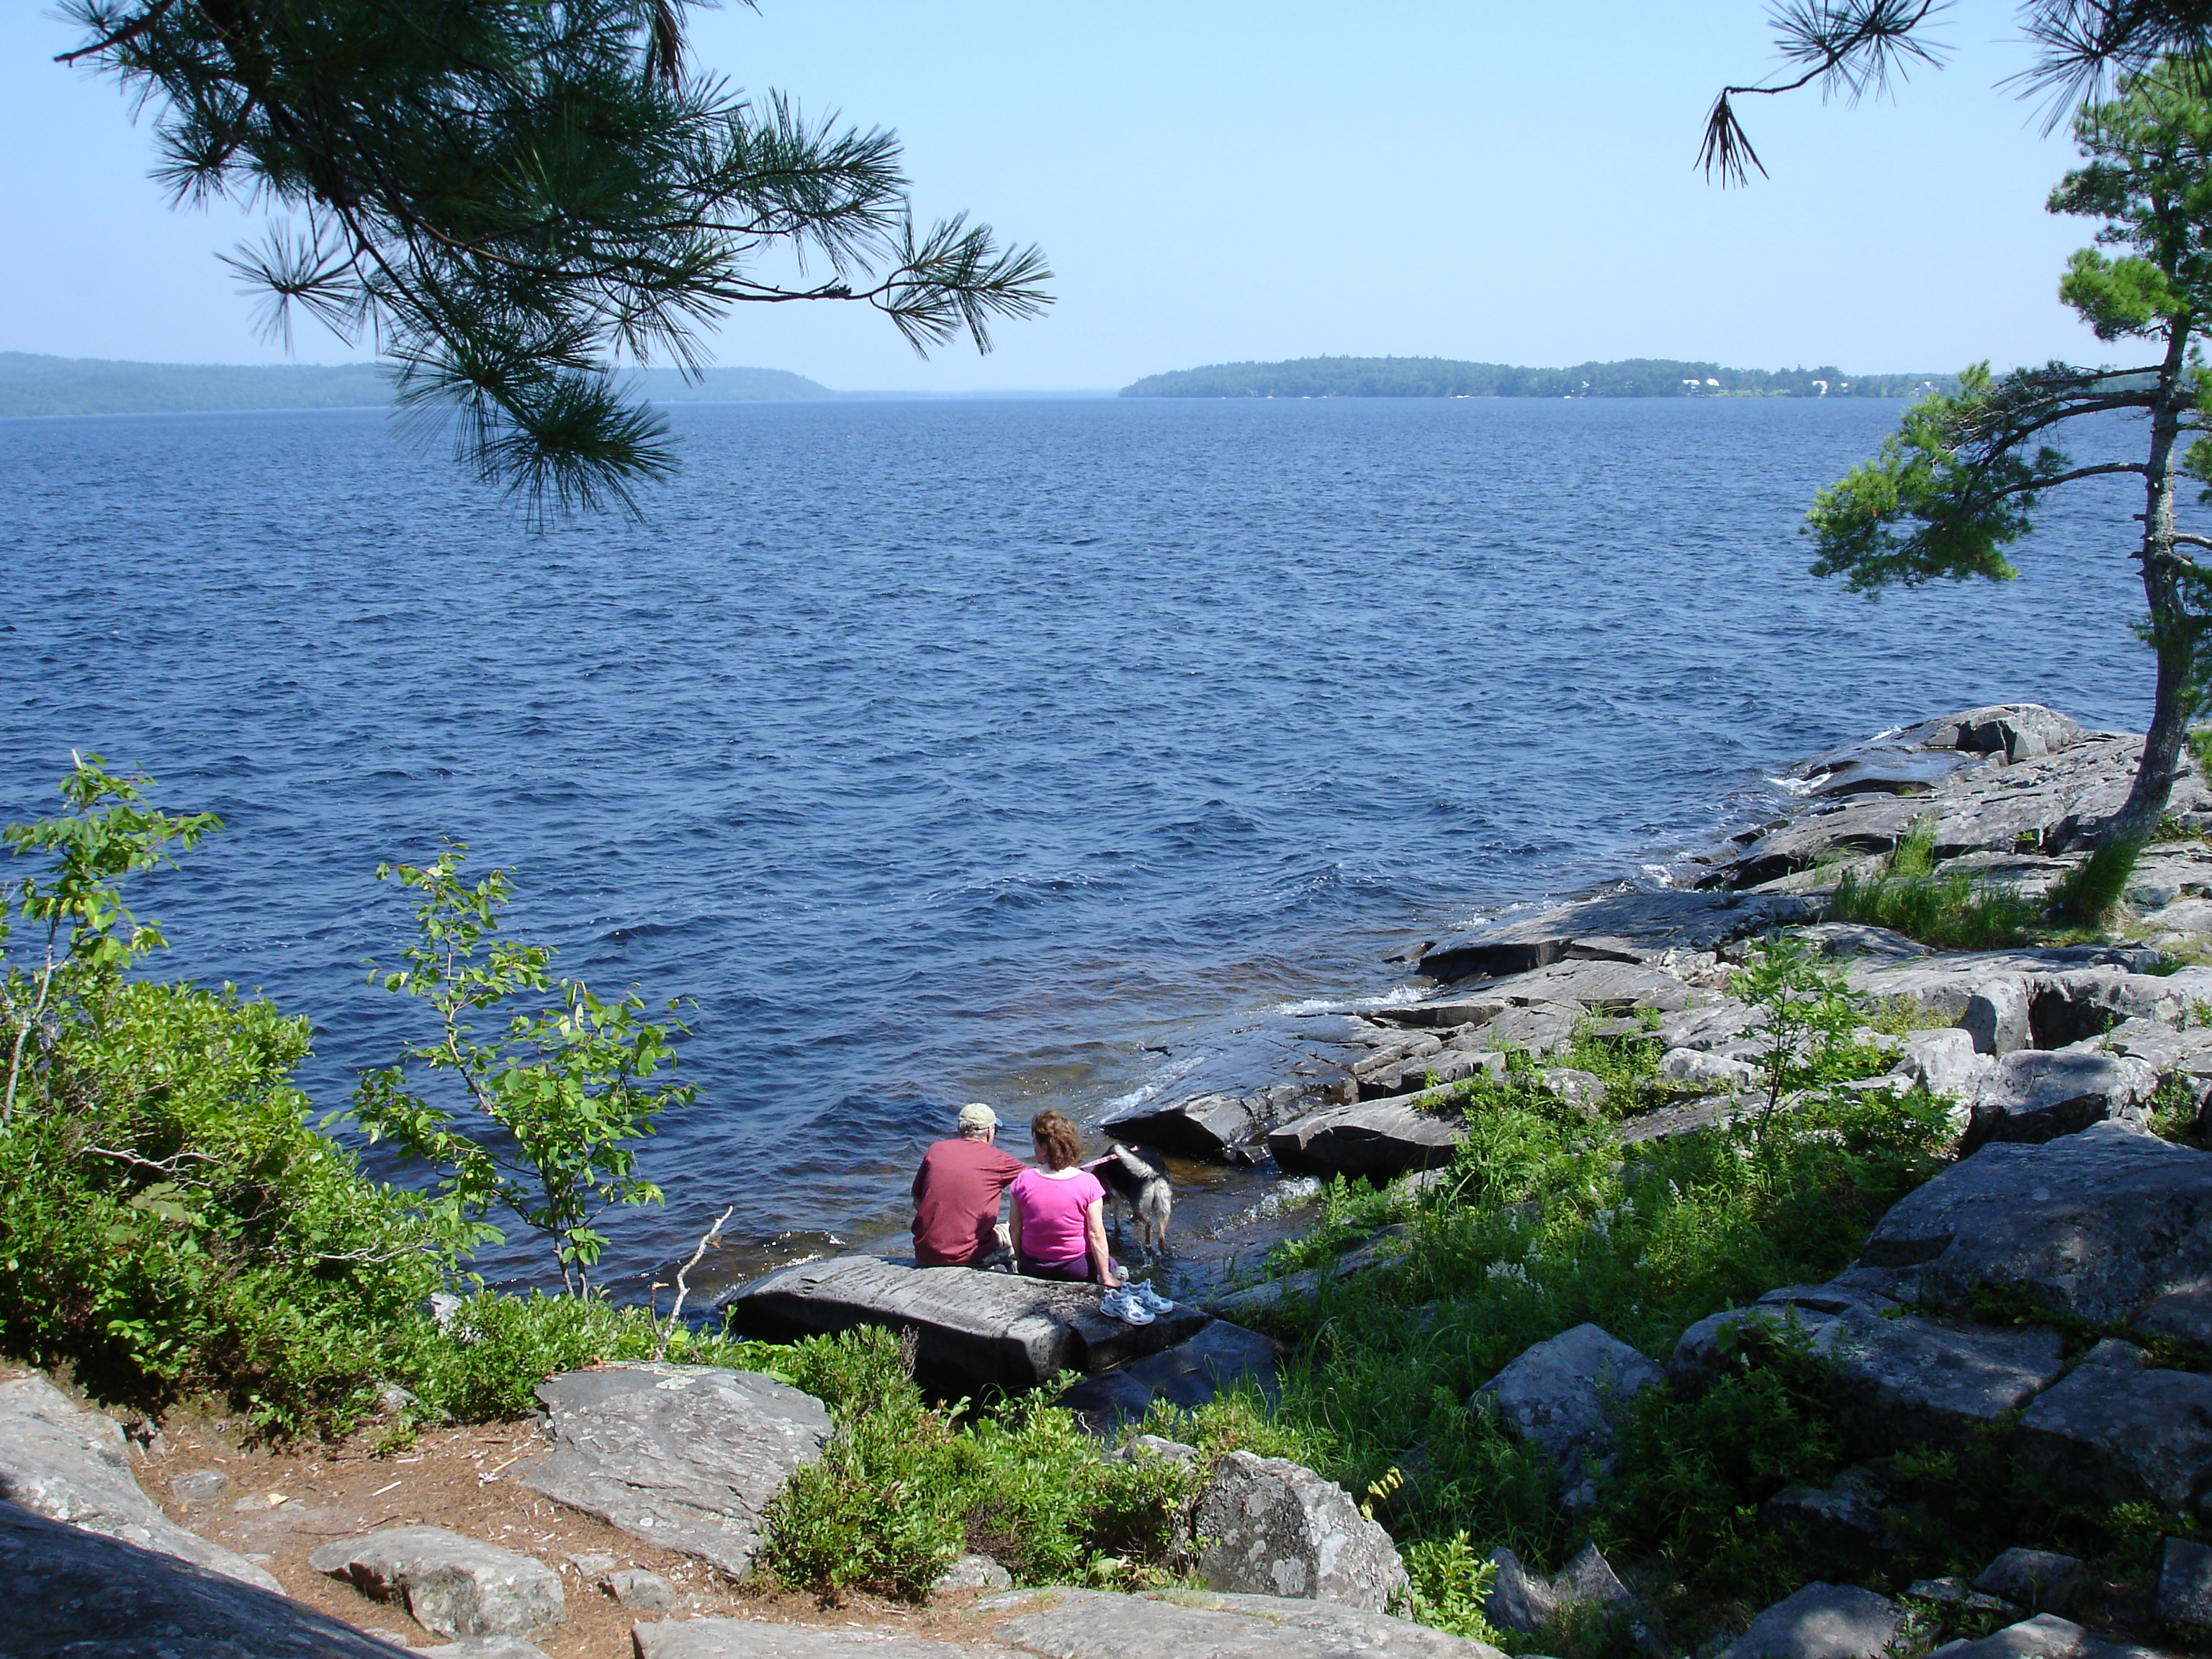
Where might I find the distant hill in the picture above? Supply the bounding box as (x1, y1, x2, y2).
(0, 353, 832, 418)
(1119, 356, 1952, 400)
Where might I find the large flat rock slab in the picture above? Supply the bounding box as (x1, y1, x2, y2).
(518, 1362, 830, 1577)
(0, 1499, 413, 1659)
(984, 1585, 1509, 1658)
(721, 1256, 1207, 1387)
(2015, 1362, 2212, 1514)
(1671, 1283, 2065, 1452)
(0, 1372, 281, 1594)
(634, 1619, 1010, 1659)
(1840, 1122, 2212, 1329)
(1268, 1100, 1464, 1179)
(1418, 889, 1817, 982)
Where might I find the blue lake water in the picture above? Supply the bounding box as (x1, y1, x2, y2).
(0, 395, 2156, 1288)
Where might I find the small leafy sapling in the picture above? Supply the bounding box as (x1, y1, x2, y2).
(0, 754, 221, 1125)
(1732, 934, 1866, 1129)
(354, 845, 696, 1295)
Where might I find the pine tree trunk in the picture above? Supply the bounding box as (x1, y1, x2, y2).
(2108, 318, 2198, 847)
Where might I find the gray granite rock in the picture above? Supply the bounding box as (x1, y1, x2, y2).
(602, 1566, 678, 1612)
(2157, 1535, 2212, 1629)
(1973, 1548, 2084, 1613)
(170, 1467, 233, 1507)
(722, 1259, 1206, 1390)
(1960, 980, 2033, 1057)
(1719, 1582, 1902, 1659)
(1420, 890, 1819, 981)
(1102, 1075, 1351, 1161)
(518, 1362, 830, 1576)
(1662, 1048, 1759, 1088)
(931, 1552, 1015, 1593)
(1846, 1122, 2212, 1329)
(1483, 1545, 1558, 1633)
(2015, 1362, 2212, 1515)
(1472, 1323, 1663, 1506)
(1926, 1612, 2165, 1659)
(0, 1500, 414, 1659)
(1763, 1465, 1892, 1553)
(307, 1526, 565, 1638)
(415, 1641, 552, 1659)
(562, 1550, 613, 1577)
(0, 1373, 281, 1594)
(1964, 1050, 2159, 1150)
(984, 1584, 1509, 1658)
(1892, 1027, 1995, 1098)
(1670, 1284, 2064, 1451)
(1187, 1451, 1409, 1610)
(631, 1619, 990, 1659)
(1267, 1100, 1465, 1179)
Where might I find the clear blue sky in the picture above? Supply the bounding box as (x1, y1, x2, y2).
(0, 1, 2121, 389)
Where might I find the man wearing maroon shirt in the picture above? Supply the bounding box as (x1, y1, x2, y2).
(910, 1102, 1025, 1268)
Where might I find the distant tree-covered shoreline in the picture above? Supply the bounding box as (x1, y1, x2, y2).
(0, 354, 833, 421)
(1120, 356, 1954, 400)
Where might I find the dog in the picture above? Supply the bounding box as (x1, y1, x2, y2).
(1090, 1142, 1173, 1258)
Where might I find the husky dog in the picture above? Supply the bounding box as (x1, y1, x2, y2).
(1092, 1142, 1173, 1257)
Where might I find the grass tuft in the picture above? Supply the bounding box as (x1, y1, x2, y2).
(2049, 836, 2143, 930)
(1826, 818, 2038, 949)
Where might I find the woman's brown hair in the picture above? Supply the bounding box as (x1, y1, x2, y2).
(1030, 1110, 1084, 1172)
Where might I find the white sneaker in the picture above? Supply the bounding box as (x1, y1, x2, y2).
(1100, 1287, 1155, 1326)
(1128, 1280, 1175, 1315)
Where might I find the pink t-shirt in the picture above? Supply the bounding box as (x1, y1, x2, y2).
(1011, 1166, 1104, 1272)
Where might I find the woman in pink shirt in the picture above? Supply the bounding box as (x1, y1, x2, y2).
(1009, 1110, 1123, 1286)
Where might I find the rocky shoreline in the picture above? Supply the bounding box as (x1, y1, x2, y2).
(12, 701, 2212, 1659)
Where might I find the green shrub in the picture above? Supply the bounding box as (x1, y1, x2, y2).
(755, 1326, 1201, 1603)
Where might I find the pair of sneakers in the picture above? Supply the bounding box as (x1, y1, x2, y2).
(1100, 1280, 1174, 1326)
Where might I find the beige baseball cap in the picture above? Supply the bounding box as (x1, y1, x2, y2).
(956, 1102, 998, 1130)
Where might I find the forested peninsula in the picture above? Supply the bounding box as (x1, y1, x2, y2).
(0, 353, 833, 419)
(1119, 356, 1951, 399)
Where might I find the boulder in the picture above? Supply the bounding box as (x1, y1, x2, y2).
(307, 1526, 565, 1638)
(0, 1373, 281, 1594)
(721, 1256, 1206, 1390)
(603, 1567, 678, 1613)
(1719, 1582, 1903, 1659)
(1973, 1548, 2085, 1614)
(1661, 1048, 1758, 1088)
(1470, 1324, 1663, 1506)
(1057, 1321, 1286, 1429)
(1763, 1465, 1892, 1554)
(931, 1553, 1014, 1594)
(0, 1501, 415, 1659)
(2014, 1362, 2212, 1515)
(1187, 1451, 1409, 1611)
(1653, 998, 1766, 1053)
(518, 1362, 830, 1576)
(171, 1467, 231, 1507)
(1670, 1285, 2064, 1452)
(1361, 1049, 1498, 1101)
(1844, 1123, 2212, 1328)
(415, 1642, 550, 1659)
(1961, 980, 2033, 1057)
(2157, 1535, 2212, 1629)
(1482, 1546, 1557, 1633)
(2137, 1284, 2212, 1350)
(1542, 1067, 1608, 1113)
(1892, 1027, 1995, 1100)
(1928, 1613, 2164, 1659)
(1267, 1100, 1463, 1179)
(1103, 1074, 1351, 1162)
(1963, 1051, 2159, 1150)
(1915, 703, 2087, 761)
